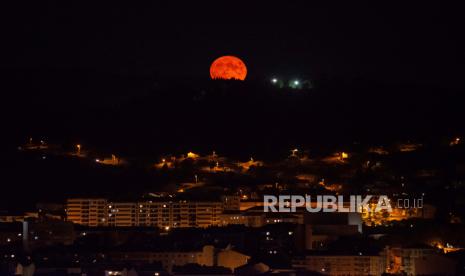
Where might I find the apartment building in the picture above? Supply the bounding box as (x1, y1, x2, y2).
(109, 245, 250, 273)
(66, 198, 223, 228)
(66, 198, 108, 227)
(108, 202, 137, 227)
(293, 254, 386, 276)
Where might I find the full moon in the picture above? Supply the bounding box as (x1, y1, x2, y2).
(210, 56, 247, 80)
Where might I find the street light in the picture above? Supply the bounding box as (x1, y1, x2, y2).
(271, 78, 278, 84)
(76, 144, 81, 155)
(289, 80, 300, 89)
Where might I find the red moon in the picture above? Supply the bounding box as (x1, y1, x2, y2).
(210, 56, 247, 80)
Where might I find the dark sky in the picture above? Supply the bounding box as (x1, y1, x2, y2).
(2, 2, 464, 84)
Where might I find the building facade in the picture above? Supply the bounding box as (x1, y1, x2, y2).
(108, 245, 250, 273)
(66, 198, 223, 228)
(293, 254, 386, 276)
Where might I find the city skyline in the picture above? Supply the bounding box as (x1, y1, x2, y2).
(1, 2, 465, 275)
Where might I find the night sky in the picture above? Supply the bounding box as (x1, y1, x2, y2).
(3, 3, 464, 83)
(1, 2, 465, 152)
